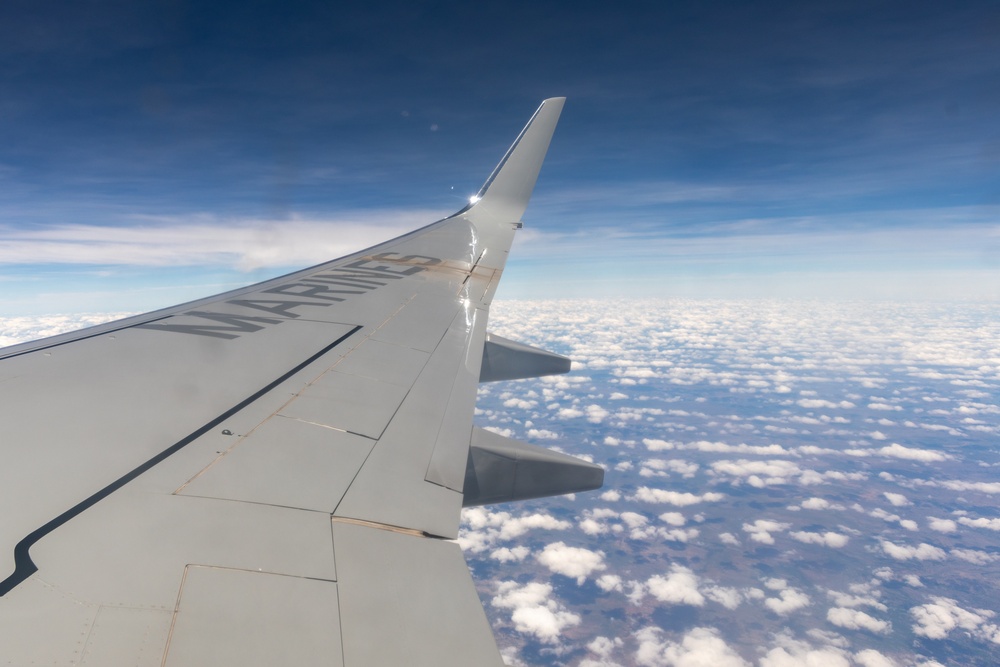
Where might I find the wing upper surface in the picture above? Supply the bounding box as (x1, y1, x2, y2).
(0, 98, 572, 666)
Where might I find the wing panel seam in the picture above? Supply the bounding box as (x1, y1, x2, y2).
(0, 315, 173, 361)
(0, 325, 362, 598)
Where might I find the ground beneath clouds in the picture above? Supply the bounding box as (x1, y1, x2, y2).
(464, 299, 1000, 667)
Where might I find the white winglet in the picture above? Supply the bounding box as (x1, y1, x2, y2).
(463, 97, 565, 225)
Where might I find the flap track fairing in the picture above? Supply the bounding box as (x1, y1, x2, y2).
(462, 427, 604, 507)
(478, 332, 571, 383)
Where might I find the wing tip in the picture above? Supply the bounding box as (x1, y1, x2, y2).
(463, 97, 565, 224)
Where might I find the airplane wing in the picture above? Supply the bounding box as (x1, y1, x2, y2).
(0, 98, 603, 666)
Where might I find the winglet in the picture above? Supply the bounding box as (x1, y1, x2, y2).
(463, 97, 565, 224)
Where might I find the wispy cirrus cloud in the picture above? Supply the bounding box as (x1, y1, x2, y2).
(0, 211, 441, 270)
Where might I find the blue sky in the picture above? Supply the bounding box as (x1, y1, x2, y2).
(1, 5, 999, 663)
(1, 0, 998, 313)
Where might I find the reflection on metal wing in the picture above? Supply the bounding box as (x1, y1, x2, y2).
(0, 98, 603, 665)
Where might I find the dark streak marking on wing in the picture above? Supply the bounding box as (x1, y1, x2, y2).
(0, 325, 362, 597)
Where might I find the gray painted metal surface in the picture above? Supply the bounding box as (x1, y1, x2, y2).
(0, 97, 601, 665)
(463, 426, 606, 507)
(333, 520, 506, 667)
(480, 331, 573, 382)
(163, 567, 344, 667)
(177, 416, 376, 512)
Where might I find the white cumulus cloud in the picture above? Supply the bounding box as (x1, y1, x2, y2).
(882, 492, 910, 506)
(759, 633, 850, 667)
(536, 542, 607, 584)
(490, 546, 530, 562)
(853, 649, 897, 667)
(491, 581, 580, 645)
(879, 540, 947, 561)
(789, 530, 849, 548)
(634, 565, 706, 607)
(596, 574, 624, 593)
(635, 626, 748, 667)
(826, 607, 891, 634)
(765, 587, 811, 615)
(958, 516, 1000, 531)
(877, 443, 950, 462)
(928, 517, 957, 533)
(800, 497, 832, 510)
(910, 596, 1000, 644)
(632, 487, 725, 506)
(742, 519, 791, 545)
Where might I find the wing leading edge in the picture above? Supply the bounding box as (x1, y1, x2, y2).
(0, 98, 603, 666)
